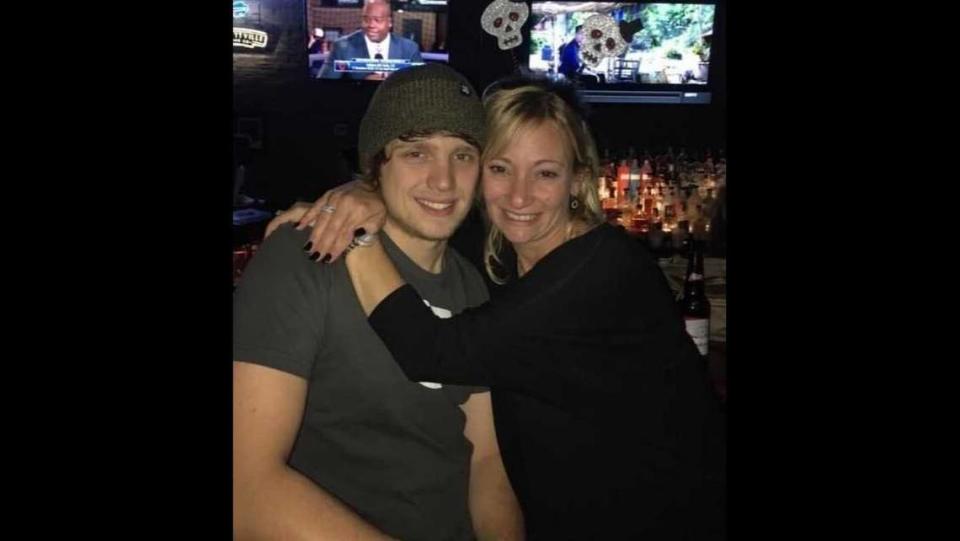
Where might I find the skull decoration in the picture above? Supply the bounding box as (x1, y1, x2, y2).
(579, 14, 629, 68)
(481, 0, 529, 50)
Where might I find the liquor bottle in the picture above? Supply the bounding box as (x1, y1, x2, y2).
(628, 158, 641, 204)
(604, 159, 618, 209)
(654, 181, 665, 218)
(663, 185, 676, 227)
(643, 184, 655, 219)
(640, 157, 653, 182)
(597, 171, 609, 202)
(685, 186, 701, 227)
(617, 159, 630, 207)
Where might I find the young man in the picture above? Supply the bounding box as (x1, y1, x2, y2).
(233, 64, 523, 540)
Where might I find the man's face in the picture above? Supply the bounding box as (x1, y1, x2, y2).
(575, 30, 585, 45)
(362, 2, 392, 43)
(379, 135, 480, 243)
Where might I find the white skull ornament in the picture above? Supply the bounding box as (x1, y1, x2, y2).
(481, 0, 529, 50)
(579, 14, 629, 68)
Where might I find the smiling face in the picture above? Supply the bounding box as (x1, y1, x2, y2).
(379, 134, 481, 244)
(479, 84, 605, 281)
(482, 120, 581, 259)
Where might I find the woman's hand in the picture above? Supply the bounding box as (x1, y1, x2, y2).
(296, 180, 387, 264)
(264, 201, 313, 239)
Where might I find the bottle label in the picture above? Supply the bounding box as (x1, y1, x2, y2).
(684, 317, 709, 356)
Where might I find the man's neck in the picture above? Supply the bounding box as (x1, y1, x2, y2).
(367, 34, 389, 51)
(383, 220, 447, 274)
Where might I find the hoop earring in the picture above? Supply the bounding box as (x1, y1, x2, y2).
(569, 196, 580, 210)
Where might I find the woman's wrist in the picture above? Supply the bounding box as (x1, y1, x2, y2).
(342, 229, 379, 257)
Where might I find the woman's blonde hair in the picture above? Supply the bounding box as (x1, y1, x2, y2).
(481, 84, 605, 283)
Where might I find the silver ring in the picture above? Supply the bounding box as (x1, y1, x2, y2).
(320, 204, 336, 214)
(354, 233, 376, 247)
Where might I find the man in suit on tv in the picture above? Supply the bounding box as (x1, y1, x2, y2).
(318, 0, 423, 81)
(558, 25, 584, 80)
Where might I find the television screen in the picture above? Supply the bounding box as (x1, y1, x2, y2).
(528, 2, 717, 103)
(306, 0, 450, 81)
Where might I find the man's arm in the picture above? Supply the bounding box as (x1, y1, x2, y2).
(560, 43, 578, 75)
(461, 392, 525, 541)
(233, 361, 395, 540)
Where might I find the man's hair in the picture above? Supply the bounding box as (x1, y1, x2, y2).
(364, 0, 391, 11)
(361, 129, 482, 189)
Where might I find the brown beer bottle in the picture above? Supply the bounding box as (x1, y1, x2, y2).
(679, 239, 711, 356)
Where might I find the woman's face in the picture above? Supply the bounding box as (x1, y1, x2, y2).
(482, 120, 580, 256)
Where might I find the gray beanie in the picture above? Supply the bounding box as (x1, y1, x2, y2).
(358, 63, 486, 172)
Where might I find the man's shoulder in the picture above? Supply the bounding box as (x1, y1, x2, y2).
(391, 33, 419, 50)
(234, 227, 333, 381)
(257, 225, 311, 258)
(343, 29, 365, 42)
(335, 30, 366, 49)
(240, 226, 335, 287)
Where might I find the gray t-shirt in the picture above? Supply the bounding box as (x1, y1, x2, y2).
(233, 225, 490, 541)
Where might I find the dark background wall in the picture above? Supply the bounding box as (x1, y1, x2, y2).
(233, 0, 726, 208)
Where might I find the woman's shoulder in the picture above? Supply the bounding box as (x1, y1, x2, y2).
(585, 224, 661, 275)
(594, 223, 651, 255)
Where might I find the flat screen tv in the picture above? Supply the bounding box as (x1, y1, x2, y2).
(526, 1, 718, 104)
(306, 0, 450, 82)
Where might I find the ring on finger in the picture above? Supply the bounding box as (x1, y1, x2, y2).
(319, 204, 336, 214)
(354, 233, 376, 247)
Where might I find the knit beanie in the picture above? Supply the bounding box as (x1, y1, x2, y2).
(358, 63, 486, 171)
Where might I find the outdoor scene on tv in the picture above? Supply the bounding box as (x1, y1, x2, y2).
(529, 2, 715, 85)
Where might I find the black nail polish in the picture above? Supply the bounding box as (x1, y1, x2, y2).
(354, 228, 366, 237)
(308, 252, 320, 261)
(321, 254, 332, 264)
(302, 241, 313, 252)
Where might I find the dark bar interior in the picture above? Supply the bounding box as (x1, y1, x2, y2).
(234, 0, 727, 388)
(233, 1, 727, 538)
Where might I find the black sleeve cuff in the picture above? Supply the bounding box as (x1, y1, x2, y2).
(368, 284, 441, 382)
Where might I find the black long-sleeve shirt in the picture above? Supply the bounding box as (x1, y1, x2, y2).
(370, 224, 726, 540)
